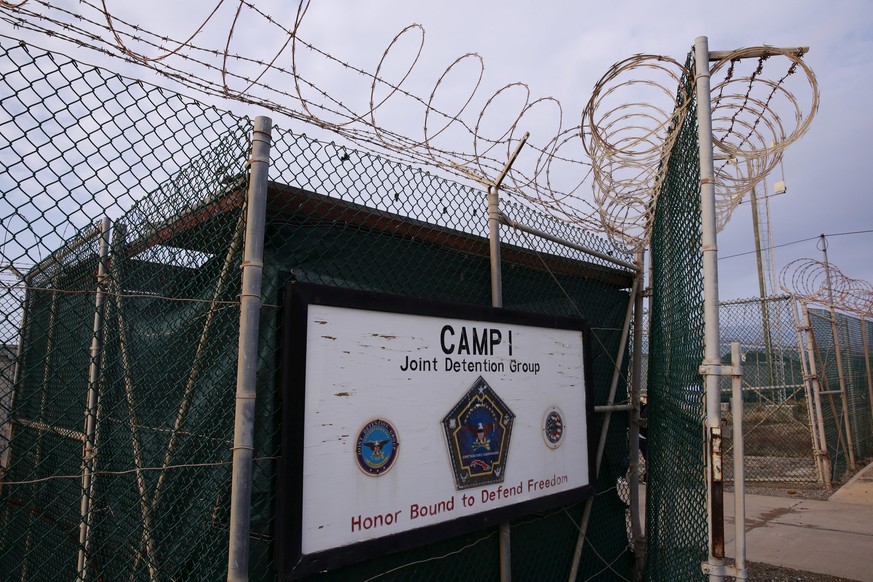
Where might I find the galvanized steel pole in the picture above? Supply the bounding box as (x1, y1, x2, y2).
(76, 217, 111, 581)
(801, 303, 834, 491)
(748, 179, 776, 390)
(488, 132, 529, 314)
(819, 235, 857, 471)
(488, 183, 504, 308)
(487, 132, 527, 582)
(488, 179, 509, 581)
(629, 250, 646, 578)
(497, 212, 640, 273)
(729, 342, 748, 580)
(792, 300, 830, 490)
(694, 36, 726, 582)
(860, 317, 873, 434)
(228, 116, 272, 582)
(109, 225, 159, 581)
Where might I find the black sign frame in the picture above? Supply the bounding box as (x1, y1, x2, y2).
(276, 282, 596, 579)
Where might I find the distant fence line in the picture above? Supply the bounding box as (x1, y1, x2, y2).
(717, 295, 873, 492)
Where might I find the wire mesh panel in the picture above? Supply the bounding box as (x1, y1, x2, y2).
(251, 127, 637, 581)
(719, 296, 818, 487)
(808, 307, 873, 482)
(833, 312, 873, 464)
(841, 315, 873, 462)
(0, 37, 251, 580)
(645, 57, 708, 582)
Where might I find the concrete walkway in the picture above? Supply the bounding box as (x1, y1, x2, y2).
(724, 463, 873, 581)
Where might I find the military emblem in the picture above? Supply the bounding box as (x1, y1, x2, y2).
(542, 406, 565, 449)
(442, 376, 515, 490)
(355, 419, 399, 476)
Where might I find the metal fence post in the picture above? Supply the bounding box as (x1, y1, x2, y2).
(227, 115, 272, 582)
(729, 342, 747, 580)
(693, 36, 726, 582)
(820, 236, 856, 471)
(800, 303, 833, 492)
(790, 298, 826, 487)
(486, 134, 527, 582)
(76, 217, 112, 581)
(108, 225, 159, 581)
(828, 309, 856, 471)
(629, 249, 646, 580)
(861, 317, 873, 434)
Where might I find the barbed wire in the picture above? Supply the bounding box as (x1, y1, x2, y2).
(0, 456, 282, 488)
(710, 47, 819, 231)
(581, 54, 693, 249)
(780, 257, 873, 316)
(0, 1, 818, 251)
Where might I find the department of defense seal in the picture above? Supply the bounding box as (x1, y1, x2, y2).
(355, 418, 399, 476)
(542, 406, 565, 449)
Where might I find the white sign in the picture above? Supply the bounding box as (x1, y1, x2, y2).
(278, 284, 593, 577)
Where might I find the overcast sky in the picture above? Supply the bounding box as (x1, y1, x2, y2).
(2, 0, 871, 302)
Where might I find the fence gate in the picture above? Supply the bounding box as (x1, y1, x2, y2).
(719, 296, 819, 488)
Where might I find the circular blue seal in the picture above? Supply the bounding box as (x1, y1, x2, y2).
(355, 419, 399, 476)
(542, 406, 565, 449)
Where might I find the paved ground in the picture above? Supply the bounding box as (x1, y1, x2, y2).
(723, 463, 873, 582)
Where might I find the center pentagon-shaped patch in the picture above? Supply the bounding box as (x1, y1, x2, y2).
(442, 376, 515, 490)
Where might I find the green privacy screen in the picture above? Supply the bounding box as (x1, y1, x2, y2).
(644, 55, 708, 582)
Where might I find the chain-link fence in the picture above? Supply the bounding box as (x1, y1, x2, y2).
(0, 35, 252, 581)
(712, 294, 873, 496)
(243, 126, 638, 581)
(1, 37, 641, 581)
(645, 56, 708, 582)
(805, 305, 873, 485)
(718, 296, 818, 487)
